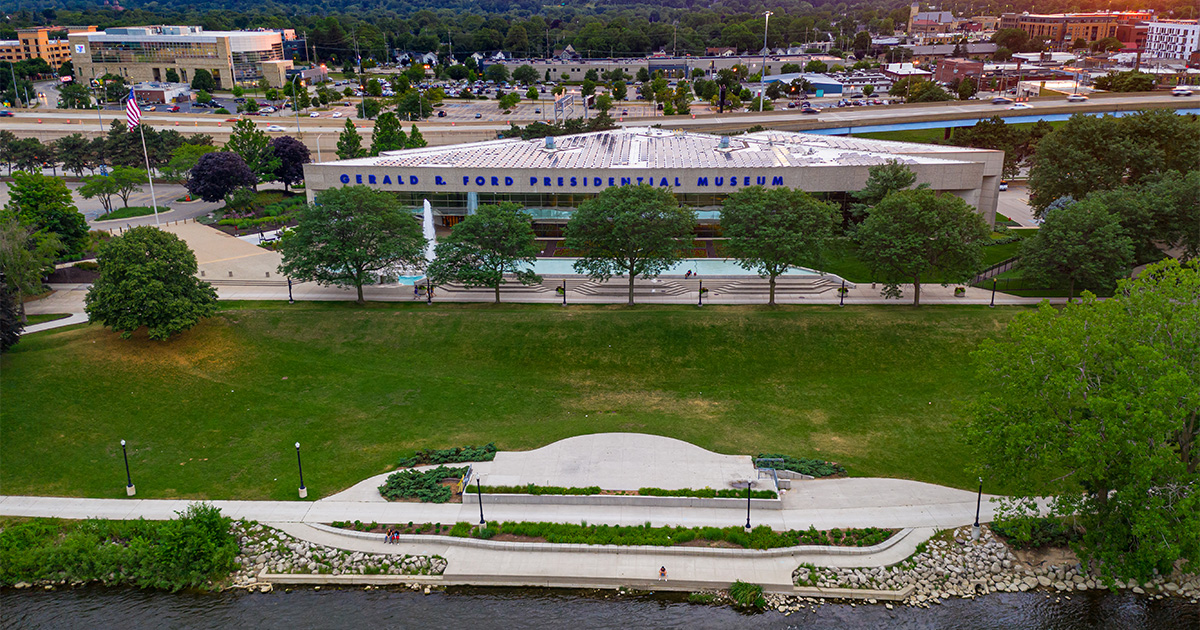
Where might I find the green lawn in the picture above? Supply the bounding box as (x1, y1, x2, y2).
(854, 120, 1069, 145)
(23, 313, 71, 326)
(820, 232, 1028, 283)
(0, 303, 1027, 500)
(95, 206, 168, 221)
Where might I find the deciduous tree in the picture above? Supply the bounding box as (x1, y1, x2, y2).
(855, 189, 989, 305)
(970, 259, 1200, 583)
(721, 187, 839, 305)
(1018, 198, 1134, 300)
(185, 151, 256, 202)
(224, 119, 279, 189)
(270, 136, 311, 190)
(2, 171, 87, 256)
(427, 203, 542, 303)
(563, 184, 696, 306)
(85, 226, 217, 340)
(278, 186, 426, 304)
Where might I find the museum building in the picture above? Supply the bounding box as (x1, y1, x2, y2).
(302, 127, 1004, 242)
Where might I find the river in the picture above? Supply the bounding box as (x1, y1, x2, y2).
(2, 586, 1198, 629)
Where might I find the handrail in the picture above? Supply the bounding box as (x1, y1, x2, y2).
(972, 257, 1020, 285)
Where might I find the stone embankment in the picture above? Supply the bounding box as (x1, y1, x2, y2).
(783, 526, 1198, 611)
(229, 522, 446, 590)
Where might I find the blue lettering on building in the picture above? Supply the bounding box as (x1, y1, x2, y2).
(505, 176, 513, 186)
(772, 176, 784, 185)
(756, 176, 766, 185)
(368, 175, 376, 184)
(531, 177, 538, 185)
(434, 176, 444, 185)
(463, 176, 470, 185)
(558, 177, 564, 186)
(659, 178, 668, 187)
(544, 177, 551, 186)
(637, 177, 644, 185)
(621, 177, 631, 185)
(355, 174, 363, 184)
(336, 171, 790, 190)
(475, 176, 485, 186)
(570, 176, 577, 186)
(594, 177, 602, 187)
(339, 174, 350, 184)
(382, 175, 391, 184)
(409, 176, 418, 185)
(714, 177, 723, 186)
(697, 177, 708, 186)
(674, 177, 680, 186)
(608, 177, 615, 186)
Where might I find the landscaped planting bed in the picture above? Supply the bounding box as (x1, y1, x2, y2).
(329, 520, 897, 550)
(475, 484, 778, 499)
(377, 466, 466, 503)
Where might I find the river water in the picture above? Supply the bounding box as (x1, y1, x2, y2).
(3, 586, 1197, 630)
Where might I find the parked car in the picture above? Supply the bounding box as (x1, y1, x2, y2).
(534, 108, 541, 114)
(1066, 93, 1088, 102)
(999, 181, 1009, 191)
(474, 112, 482, 119)
(992, 96, 1013, 105)
(265, 125, 287, 132)
(234, 97, 246, 103)
(260, 106, 277, 113)
(1007, 103, 1033, 110)
(141, 105, 156, 111)
(437, 110, 446, 117)
(165, 105, 180, 112)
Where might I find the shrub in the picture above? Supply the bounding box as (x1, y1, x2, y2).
(377, 465, 466, 503)
(397, 443, 498, 467)
(755, 454, 846, 477)
(992, 517, 1081, 550)
(687, 592, 717, 604)
(728, 580, 765, 609)
(74, 261, 99, 271)
(449, 522, 473, 538)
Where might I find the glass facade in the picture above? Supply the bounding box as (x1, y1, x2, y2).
(88, 40, 220, 64)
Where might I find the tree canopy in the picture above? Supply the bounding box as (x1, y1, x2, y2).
(270, 136, 311, 190)
(336, 119, 366, 160)
(970, 259, 1200, 583)
(1018, 197, 1134, 300)
(1, 172, 88, 257)
(224, 119, 280, 189)
(562, 184, 695, 305)
(277, 186, 426, 304)
(427, 203, 542, 303)
(855, 189, 990, 305)
(720, 186, 838, 305)
(84, 226, 218, 340)
(185, 152, 256, 202)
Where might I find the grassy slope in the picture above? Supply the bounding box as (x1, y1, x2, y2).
(0, 303, 1025, 500)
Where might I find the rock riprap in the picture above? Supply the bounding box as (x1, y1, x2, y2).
(231, 522, 446, 588)
(790, 526, 1199, 608)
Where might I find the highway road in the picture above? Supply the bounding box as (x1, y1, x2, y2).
(2, 91, 1194, 154)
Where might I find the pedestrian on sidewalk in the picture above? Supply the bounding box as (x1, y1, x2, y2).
(659, 566, 667, 581)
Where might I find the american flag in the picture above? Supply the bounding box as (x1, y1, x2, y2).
(125, 88, 140, 130)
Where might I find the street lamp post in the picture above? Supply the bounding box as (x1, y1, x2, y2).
(426, 282, 433, 305)
(745, 479, 753, 530)
(287, 277, 294, 304)
(989, 277, 997, 308)
(292, 74, 304, 135)
(971, 477, 983, 541)
(698, 279, 704, 306)
(839, 280, 845, 307)
(315, 134, 325, 162)
(561, 279, 567, 306)
(476, 479, 485, 524)
(760, 11, 773, 113)
(296, 442, 308, 498)
(121, 439, 135, 496)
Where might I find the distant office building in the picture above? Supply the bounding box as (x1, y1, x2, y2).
(0, 25, 96, 65)
(1145, 20, 1200, 59)
(68, 25, 293, 88)
(935, 58, 985, 84)
(998, 12, 1154, 52)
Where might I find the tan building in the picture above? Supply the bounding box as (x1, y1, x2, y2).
(68, 25, 292, 88)
(998, 12, 1153, 52)
(303, 128, 1003, 230)
(0, 25, 96, 65)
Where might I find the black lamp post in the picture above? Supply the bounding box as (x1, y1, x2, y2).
(989, 278, 996, 308)
(839, 280, 845, 307)
(121, 439, 135, 496)
(476, 479, 485, 524)
(698, 279, 704, 306)
(561, 279, 567, 306)
(745, 479, 752, 530)
(972, 477, 983, 541)
(287, 277, 294, 304)
(426, 282, 433, 305)
(296, 442, 307, 498)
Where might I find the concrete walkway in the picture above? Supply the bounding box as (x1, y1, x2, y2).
(21, 313, 88, 333)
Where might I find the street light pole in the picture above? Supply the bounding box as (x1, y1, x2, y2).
(698, 279, 703, 306)
(839, 280, 845, 307)
(476, 479, 485, 524)
(972, 477, 983, 541)
(292, 74, 304, 135)
(121, 439, 135, 496)
(561, 279, 566, 306)
(288, 277, 294, 304)
(745, 479, 753, 529)
(989, 277, 996, 308)
(760, 11, 773, 113)
(296, 442, 307, 498)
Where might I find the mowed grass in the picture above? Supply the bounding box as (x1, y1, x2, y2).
(0, 303, 1025, 500)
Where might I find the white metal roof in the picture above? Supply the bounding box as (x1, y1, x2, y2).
(329, 127, 986, 172)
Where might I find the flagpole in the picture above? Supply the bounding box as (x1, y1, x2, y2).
(133, 114, 160, 226)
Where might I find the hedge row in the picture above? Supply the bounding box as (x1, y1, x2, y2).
(475, 484, 777, 499)
(397, 443, 497, 468)
(377, 466, 466, 503)
(450, 521, 895, 550)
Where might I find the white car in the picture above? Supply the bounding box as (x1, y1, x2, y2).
(1007, 103, 1033, 110)
(332, 112, 343, 118)
(1172, 87, 1194, 97)
(260, 106, 277, 113)
(265, 125, 287, 132)
(1066, 93, 1088, 102)
(309, 112, 320, 118)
